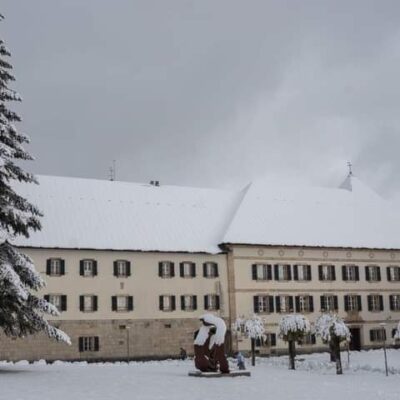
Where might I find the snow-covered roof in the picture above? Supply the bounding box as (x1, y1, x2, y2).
(11, 173, 400, 252)
(13, 175, 241, 254)
(223, 175, 400, 250)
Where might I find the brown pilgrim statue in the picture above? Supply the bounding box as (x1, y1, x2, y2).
(193, 314, 230, 374)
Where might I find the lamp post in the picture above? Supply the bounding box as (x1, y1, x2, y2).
(379, 322, 388, 376)
(126, 326, 131, 363)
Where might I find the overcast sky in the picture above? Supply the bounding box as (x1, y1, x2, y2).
(2, 1, 400, 196)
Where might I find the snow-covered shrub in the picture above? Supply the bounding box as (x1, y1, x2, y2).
(278, 314, 311, 342)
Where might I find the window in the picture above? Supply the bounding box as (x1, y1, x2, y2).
(295, 295, 314, 313)
(203, 262, 219, 278)
(274, 264, 291, 281)
(389, 294, 400, 311)
(253, 295, 274, 314)
(293, 265, 311, 281)
(342, 265, 359, 281)
(180, 262, 196, 278)
(320, 295, 338, 312)
(180, 295, 197, 311)
(344, 294, 362, 312)
(370, 329, 386, 342)
(387, 266, 400, 282)
(367, 295, 384, 312)
(44, 294, 67, 311)
(46, 258, 65, 276)
(318, 265, 335, 281)
(365, 266, 381, 282)
(79, 336, 99, 352)
(204, 294, 220, 310)
(113, 260, 131, 278)
(275, 295, 293, 313)
(79, 295, 98, 312)
(80, 259, 97, 277)
(111, 295, 134, 311)
(159, 295, 176, 311)
(159, 261, 175, 278)
(301, 333, 316, 345)
(252, 264, 272, 281)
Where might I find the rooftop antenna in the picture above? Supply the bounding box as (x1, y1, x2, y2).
(347, 161, 353, 177)
(109, 160, 116, 181)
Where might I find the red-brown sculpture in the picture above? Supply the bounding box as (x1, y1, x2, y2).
(194, 314, 230, 374)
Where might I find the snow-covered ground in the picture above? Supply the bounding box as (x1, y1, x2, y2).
(1, 349, 399, 400)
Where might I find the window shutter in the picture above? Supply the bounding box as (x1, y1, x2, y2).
(344, 295, 349, 311)
(204, 295, 209, 310)
(126, 261, 131, 277)
(94, 336, 100, 351)
(214, 263, 219, 277)
(267, 265, 272, 280)
(342, 265, 347, 281)
(318, 265, 323, 280)
(252, 264, 257, 280)
(311, 334, 316, 345)
(171, 296, 176, 311)
(215, 296, 220, 310)
(293, 265, 298, 281)
(78, 337, 84, 352)
(46, 259, 51, 275)
(61, 295, 67, 311)
(93, 296, 98, 311)
(269, 296, 274, 312)
(253, 296, 259, 313)
(128, 296, 134, 311)
(367, 295, 372, 311)
(390, 295, 394, 311)
(180, 263, 184, 277)
(158, 262, 163, 277)
(44, 295, 50, 302)
(59, 259, 65, 275)
(309, 296, 314, 312)
(365, 266, 370, 282)
(377, 267, 381, 281)
(334, 296, 338, 311)
(111, 296, 117, 311)
(357, 295, 362, 311)
(113, 261, 118, 277)
(93, 260, 98, 276)
(79, 260, 84, 276)
(355, 266, 359, 281)
(191, 263, 196, 278)
(170, 263, 175, 277)
(270, 333, 276, 346)
(79, 296, 84, 311)
(193, 296, 197, 310)
(307, 265, 312, 281)
(331, 265, 336, 281)
(289, 296, 294, 312)
(203, 263, 207, 277)
(274, 265, 279, 280)
(320, 296, 325, 311)
(180, 295, 185, 310)
(275, 296, 281, 313)
(159, 296, 164, 311)
(287, 265, 292, 280)
(392, 329, 397, 338)
(380, 295, 384, 311)
(295, 296, 300, 312)
(387, 267, 391, 281)
(369, 330, 374, 342)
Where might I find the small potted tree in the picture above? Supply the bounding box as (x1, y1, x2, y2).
(278, 314, 311, 370)
(315, 313, 351, 375)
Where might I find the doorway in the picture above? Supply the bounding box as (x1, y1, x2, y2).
(349, 328, 361, 351)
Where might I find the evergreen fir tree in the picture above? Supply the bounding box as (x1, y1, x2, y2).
(0, 14, 69, 343)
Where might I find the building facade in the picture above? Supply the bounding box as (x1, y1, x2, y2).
(1, 174, 399, 361)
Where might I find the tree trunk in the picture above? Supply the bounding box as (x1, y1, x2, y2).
(334, 339, 342, 375)
(288, 340, 296, 370)
(251, 337, 256, 367)
(329, 342, 336, 362)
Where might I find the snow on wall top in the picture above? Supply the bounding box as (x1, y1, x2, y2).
(222, 176, 400, 250)
(12, 175, 241, 254)
(10, 174, 400, 252)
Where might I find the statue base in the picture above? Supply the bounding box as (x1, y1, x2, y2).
(188, 370, 251, 378)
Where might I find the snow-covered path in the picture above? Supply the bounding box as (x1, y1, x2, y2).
(1, 350, 399, 400)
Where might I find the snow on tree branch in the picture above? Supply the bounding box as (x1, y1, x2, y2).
(232, 315, 266, 339)
(315, 313, 351, 343)
(278, 314, 311, 342)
